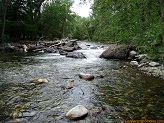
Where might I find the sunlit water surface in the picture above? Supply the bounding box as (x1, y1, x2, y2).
(0, 41, 163, 123)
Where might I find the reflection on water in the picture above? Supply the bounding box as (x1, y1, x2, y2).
(0, 41, 163, 122)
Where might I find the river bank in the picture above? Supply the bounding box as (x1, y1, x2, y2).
(98, 43, 164, 80)
(128, 53, 164, 80)
(138, 63, 164, 80)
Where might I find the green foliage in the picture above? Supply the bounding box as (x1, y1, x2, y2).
(41, 0, 73, 40)
(91, 0, 164, 61)
(0, 0, 46, 42)
(0, 0, 163, 61)
(71, 16, 92, 40)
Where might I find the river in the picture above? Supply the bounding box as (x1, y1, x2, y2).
(0, 41, 163, 123)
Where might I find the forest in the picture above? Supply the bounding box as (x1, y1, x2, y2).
(0, 0, 164, 61)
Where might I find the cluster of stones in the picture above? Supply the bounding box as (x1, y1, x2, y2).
(1, 39, 86, 59)
(100, 44, 163, 79)
(129, 51, 163, 78)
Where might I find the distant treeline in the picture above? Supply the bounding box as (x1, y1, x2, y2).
(0, 0, 164, 61)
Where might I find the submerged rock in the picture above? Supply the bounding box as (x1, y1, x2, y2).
(78, 72, 94, 81)
(95, 74, 104, 79)
(66, 105, 88, 120)
(18, 111, 37, 118)
(30, 78, 48, 84)
(60, 85, 73, 90)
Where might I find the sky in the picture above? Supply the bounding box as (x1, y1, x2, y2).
(71, 0, 93, 18)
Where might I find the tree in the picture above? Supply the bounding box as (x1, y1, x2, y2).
(41, 0, 73, 40)
(91, 0, 164, 60)
(0, 0, 47, 42)
(1, 0, 9, 43)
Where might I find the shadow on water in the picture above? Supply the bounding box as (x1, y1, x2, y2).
(0, 41, 163, 123)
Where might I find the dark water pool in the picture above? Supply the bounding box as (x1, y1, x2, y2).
(0, 41, 163, 123)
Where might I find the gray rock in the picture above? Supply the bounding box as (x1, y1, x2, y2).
(27, 44, 38, 52)
(65, 41, 77, 47)
(7, 118, 28, 123)
(66, 105, 88, 120)
(44, 47, 57, 53)
(22, 44, 28, 52)
(130, 61, 139, 66)
(100, 44, 130, 59)
(30, 78, 48, 84)
(18, 111, 37, 118)
(136, 54, 147, 61)
(59, 50, 68, 55)
(4, 45, 15, 52)
(78, 72, 94, 81)
(90, 46, 98, 49)
(149, 62, 160, 67)
(68, 40, 80, 49)
(66, 52, 86, 59)
(129, 51, 137, 59)
(130, 51, 137, 55)
(138, 63, 147, 67)
(59, 46, 74, 52)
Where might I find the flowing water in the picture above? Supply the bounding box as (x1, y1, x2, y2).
(0, 41, 163, 123)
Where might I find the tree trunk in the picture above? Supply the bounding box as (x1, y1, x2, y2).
(1, 0, 8, 43)
(159, 0, 164, 21)
(157, 0, 164, 21)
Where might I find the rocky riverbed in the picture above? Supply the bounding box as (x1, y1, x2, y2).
(0, 41, 163, 122)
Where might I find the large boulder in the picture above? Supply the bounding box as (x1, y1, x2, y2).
(100, 44, 130, 59)
(66, 105, 88, 120)
(66, 52, 86, 59)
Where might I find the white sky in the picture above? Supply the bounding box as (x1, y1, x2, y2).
(71, 0, 93, 17)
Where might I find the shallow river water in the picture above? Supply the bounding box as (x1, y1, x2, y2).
(0, 41, 164, 123)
